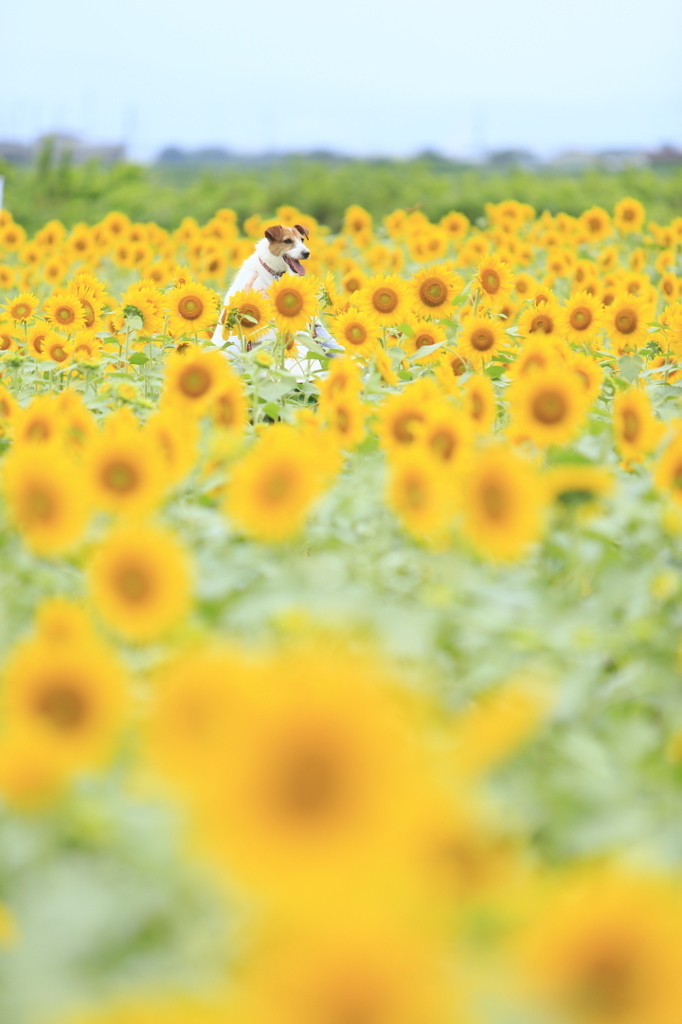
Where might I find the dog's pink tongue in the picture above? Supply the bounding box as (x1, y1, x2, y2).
(285, 255, 306, 276)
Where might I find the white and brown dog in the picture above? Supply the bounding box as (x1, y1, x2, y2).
(211, 224, 339, 359)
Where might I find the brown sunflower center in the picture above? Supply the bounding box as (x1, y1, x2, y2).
(81, 298, 95, 328)
(216, 394, 236, 426)
(430, 429, 455, 460)
(346, 323, 368, 345)
(102, 460, 139, 494)
(237, 304, 261, 327)
(419, 277, 447, 307)
(373, 288, 399, 313)
(393, 411, 424, 444)
(481, 481, 507, 521)
(26, 485, 56, 522)
(262, 468, 293, 503)
(622, 410, 640, 443)
(448, 354, 467, 376)
(116, 564, 152, 603)
(271, 739, 344, 824)
(50, 345, 67, 362)
(415, 333, 435, 349)
(531, 314, 554, 334)
(482, 269, 500, 294)
(179, 365, 211, 398)
(56, 305, 76, 325)
(405, 475, 426, 509)
(616, 309, 637, 335)
(36, 682, 88, 731)
(178, 295, 204, 320)
(532, 389, 567, 425)
(570, 307, 593, 330)
(12, 302, 31, 319)
(572, 941, 638, 1017)
(26, 419, 50, 441)
(276, 289, 304, 317)
(335, 408, 350, 433)
(471, 327, 495, 351)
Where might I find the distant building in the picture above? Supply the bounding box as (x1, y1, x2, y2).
(596, 149, 650, 171)
(485, 149, 539, 170)
(648, 145, 682, 166)
(0, 134, 125, 165)
(157, 146, 235, 164)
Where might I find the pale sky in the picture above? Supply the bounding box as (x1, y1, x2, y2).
(3, 0, 681, 160)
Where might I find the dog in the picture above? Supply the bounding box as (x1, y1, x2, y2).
(211, 224, 341, 362)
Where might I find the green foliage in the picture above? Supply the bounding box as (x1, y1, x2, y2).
(2, 147, 682, 233)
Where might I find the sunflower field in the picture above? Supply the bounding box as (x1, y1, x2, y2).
(1, 196, 682, 1024)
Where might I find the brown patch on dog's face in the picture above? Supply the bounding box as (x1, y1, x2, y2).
(264, 224, 310, 275)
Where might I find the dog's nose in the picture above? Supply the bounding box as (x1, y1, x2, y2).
(301, 250, 310, 259)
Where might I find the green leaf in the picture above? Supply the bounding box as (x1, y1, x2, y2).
(406, 340, 445, 362)
(396, 322, 415, 337)
(262, 402, 281, 420)
(398, 370, 412, 381)
(128, 352, 149, 365)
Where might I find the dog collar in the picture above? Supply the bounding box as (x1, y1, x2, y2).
(259, 256, 283, 280)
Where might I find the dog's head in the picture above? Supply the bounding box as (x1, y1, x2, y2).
(263, 224, 311, 276)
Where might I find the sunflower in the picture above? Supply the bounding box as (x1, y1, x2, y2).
(330, 308, 381, 357)
(87, 524, 192, 643)
(268, 274, 320, 335)
(192, 646, 422, 895)
(604, 292, 654, 351)
(86, 427, 166, 515)
(475, 254, 513, 310)
(226, 425, 329, 542)
(402, 321, 447, 365)
(224, 289, 274, 339)
(42, 257, 67, 286)
(11, 394, 63, 444)
(1, 444, 92, 555)
(162, 343, 229, 417)
(569, 352, 604, 402)
(518, 867, 682, 1024)
(25, 324, 49, 358)
(116, 281, 165, 335)
(558, 291, 605, 346)
(375, 379, 439, 453)
(420, 405, 472, 467)
(145, 409, 199, 484)
(355, 275, 411, 328)
(0, 384, 18, 422)
(434, 348, 468, 393)
(613, 388, 664, 462)
(457, 444, 546, 560)
(517, 300, 561, 341)
(2, 291, 38, 323)
(614, 196, 646, 234)
(67, 284, 105, 332)
(508, 368, 589, 448)
(317, 356, 364, 404)
(44, 332, 73, 365)
(43, 290, 87, 333)
(374, 347, 400, 386)
(579, 205, 613, 242)
(166, 280, 220, 336)
(36, 597, 95, 647)
(458, 315, 506, 368)
(340, 268, 367, 297)
(212, 374, 249, 435)
(408, 264, 463, 319)
(440, 210, 470, 239)
(145, 645, 255, 796)
(2, 635, 128, 771)
(0, 265, 15, 290)
(461, 374, 497, 432)
(320, 394, 367, 450)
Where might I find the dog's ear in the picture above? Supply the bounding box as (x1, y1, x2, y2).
(264, 225, 285, 242)
(294, 223, 310, 240)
